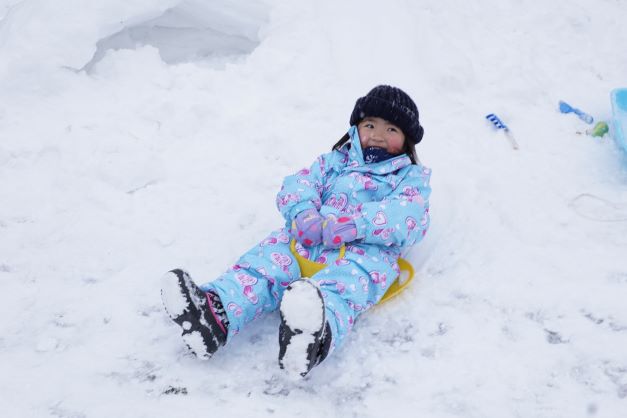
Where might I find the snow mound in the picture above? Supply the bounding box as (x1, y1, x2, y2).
(2, 0, 627, 417)
(82, 0, 268, 71)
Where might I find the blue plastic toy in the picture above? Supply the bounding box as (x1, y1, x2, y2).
(485, 113, 519, 149)
(611, 88, 627, 153)
(559, 100, 594, 124)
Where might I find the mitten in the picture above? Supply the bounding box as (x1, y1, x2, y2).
(322, 215, 358, 249)
(291, 208, 324, 247)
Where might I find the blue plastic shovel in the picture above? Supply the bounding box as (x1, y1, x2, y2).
(559, 101, 594, 124)
(485, 113, 519, 150)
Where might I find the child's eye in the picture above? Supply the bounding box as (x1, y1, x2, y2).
(364, 123, 374, 128)
(388, 127, 398, 132)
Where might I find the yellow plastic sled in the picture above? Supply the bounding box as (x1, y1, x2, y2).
(289, 239, 414, 305)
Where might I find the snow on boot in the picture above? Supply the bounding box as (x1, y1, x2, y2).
(160, 269, 227, 359)
(278, 279, 331, 378)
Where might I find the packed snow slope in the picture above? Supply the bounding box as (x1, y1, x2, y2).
(1, 0, 627, 417)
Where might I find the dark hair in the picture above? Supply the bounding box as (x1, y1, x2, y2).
(332, 132, 419, 165)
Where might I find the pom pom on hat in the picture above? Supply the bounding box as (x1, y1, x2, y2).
(349, 85, 424, 144)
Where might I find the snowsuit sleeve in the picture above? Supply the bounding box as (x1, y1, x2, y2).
(353, 166, 431, 248)
(275, 153, 331, 222)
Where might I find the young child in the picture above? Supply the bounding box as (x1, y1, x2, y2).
(160, 85, 431, 378)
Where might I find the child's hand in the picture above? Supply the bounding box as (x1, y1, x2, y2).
(322, 215, 358, 249)
(291, 208, 324, 247)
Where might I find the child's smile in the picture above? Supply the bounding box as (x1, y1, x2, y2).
(357, 116, 406, 155)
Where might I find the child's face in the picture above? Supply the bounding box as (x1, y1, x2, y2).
(357, 117, 406, 155)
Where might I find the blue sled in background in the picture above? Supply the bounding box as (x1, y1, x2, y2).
(611, 88, 627, 153)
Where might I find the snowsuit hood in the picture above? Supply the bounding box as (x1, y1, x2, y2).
(341, 125, 412, 174)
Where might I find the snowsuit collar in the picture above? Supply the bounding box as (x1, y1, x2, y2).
(342, 125, 412, 174)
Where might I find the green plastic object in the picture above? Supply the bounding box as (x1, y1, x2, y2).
(588, 121, 609, 137)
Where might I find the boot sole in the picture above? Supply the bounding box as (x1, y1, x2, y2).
(279, 280, 326, 377)
(160, 269, 225, 359)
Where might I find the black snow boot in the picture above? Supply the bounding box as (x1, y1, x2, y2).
(278, 279, 332, 378)
(160, 269, 228, 359)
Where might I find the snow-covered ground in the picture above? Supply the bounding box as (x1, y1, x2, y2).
(1, 0, 627, 417)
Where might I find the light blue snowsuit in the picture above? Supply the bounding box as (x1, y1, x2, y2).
(201, 126, 431, 353)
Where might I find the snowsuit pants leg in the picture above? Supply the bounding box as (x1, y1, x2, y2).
(200, 228, 299, 340)
(201, 228, 399, 352)
(308, 246, 399, 351)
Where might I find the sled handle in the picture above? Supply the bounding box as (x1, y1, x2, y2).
(290, 239, 345, 277)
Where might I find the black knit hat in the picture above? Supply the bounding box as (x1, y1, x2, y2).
(350, 85, 424, 144)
